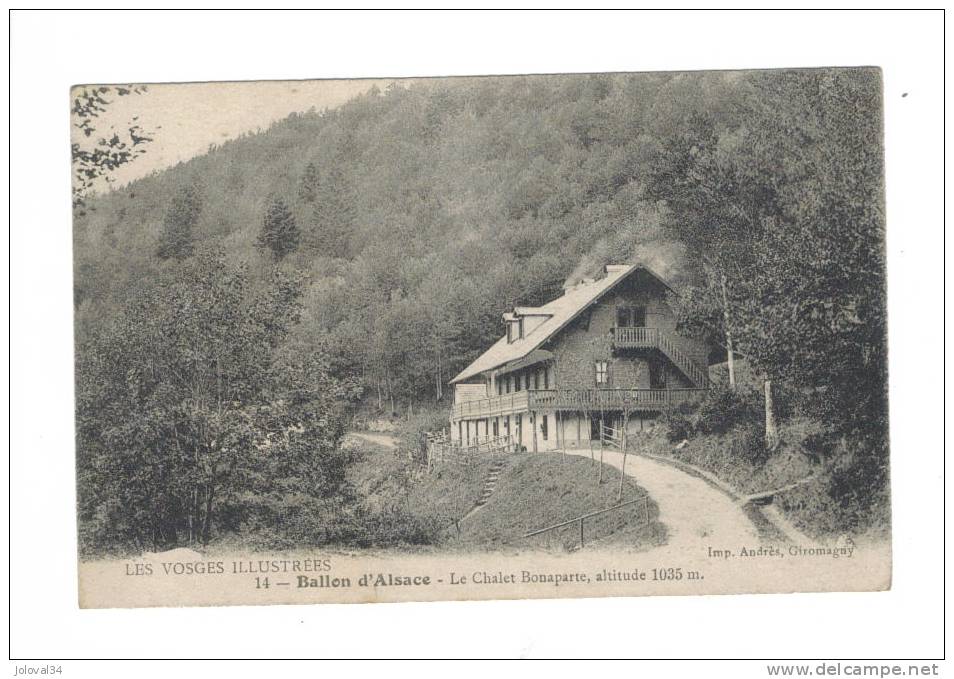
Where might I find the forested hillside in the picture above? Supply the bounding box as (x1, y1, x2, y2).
(74, 69, 888, 549)
(73, 72, 724, 410)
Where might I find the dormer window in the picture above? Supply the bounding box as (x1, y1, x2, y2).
(506, 318, 524, 343)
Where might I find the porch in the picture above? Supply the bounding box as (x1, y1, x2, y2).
(451, 387, 706, 421)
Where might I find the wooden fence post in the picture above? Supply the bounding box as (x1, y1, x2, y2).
(617, 412, 628, 502)
(588, 414, 594, 464)
(598, 420, 604, 484)
(579, 517, 584, 549)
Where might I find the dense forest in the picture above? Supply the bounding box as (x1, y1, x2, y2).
(74, 69, 887, 552)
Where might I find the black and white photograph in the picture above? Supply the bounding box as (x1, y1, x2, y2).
(8, 7, 945, 667)
(69, 66, 891, 607)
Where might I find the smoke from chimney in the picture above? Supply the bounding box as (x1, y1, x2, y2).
(562, 238, 689, 291)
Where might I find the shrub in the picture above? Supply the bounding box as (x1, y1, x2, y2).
(729, 422, 769, 467)
(666, 412, 692, 443)
(800, 429, 839, 463)
(341, 503, 446, 548)
(694, 386, 762, 435)
(663, 404, 694, 442)
(238, 495, 355, 551)
(769, 380, 799, 421)
(775, 439, 890, 538)
(398, 408, 452, 465)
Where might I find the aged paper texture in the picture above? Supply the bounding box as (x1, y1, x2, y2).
(72, 69, 890, 608)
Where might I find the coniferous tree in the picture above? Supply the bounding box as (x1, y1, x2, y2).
(312, 167, 355, 258)
(157, 180, 203, 261)
(258, 195, 300, 260)
(298, 161, 320, 204)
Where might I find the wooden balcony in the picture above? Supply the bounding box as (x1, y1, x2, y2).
(611, 326, 661, 349)
(451, 387, 705, 420)
(529, 388, 705, 411)
(452, 390, 530, 420)
(611, 327, 709, 388)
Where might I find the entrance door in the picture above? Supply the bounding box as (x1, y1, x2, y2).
(590, 413, 603, 440)
(633, 306, 647, 327)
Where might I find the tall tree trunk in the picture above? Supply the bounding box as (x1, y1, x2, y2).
(720, 272, 737, 389)
(765, 379, 779, 450)
(201, 484, 214, 544)
(385, 369, 395, 415)
(436, 350, 443, 402)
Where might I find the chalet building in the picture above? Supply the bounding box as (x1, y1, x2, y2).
(448, 264, 710, 452)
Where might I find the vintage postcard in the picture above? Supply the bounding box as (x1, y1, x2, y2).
(72, 68, 890, 608)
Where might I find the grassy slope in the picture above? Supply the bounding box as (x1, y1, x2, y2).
(632, 425, 813, 491)
(628, 421, 888, 540)
(349, 438, 666, 552)
(446, 453, 666, 552)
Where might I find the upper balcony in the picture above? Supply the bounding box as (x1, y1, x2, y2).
(611, 326, 661, 349)
(611, 326, 708, 388)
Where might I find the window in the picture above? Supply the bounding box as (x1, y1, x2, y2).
(507, 319, 525, 343)
(504, 416, 510, 435)
(515, 374, 522, 391)
(497, 379, 502, 396)
(633, 307, 647, 327)
(493, 418, 499, 437)
(505, 376, 511, 394)
(543, 367, 549, 389)
(617, 306, 647, 328)
(541, 415, 548, 441)
(617, 307, 632, 328)
(595, 360, 609, 385)
(533, 371, 539, 390)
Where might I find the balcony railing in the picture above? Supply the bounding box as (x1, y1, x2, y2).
(611, 326, 709, 388)
(451, 388, 705, 420)
(452, 390, 530, 420)
(611, 326, 660, 348)
(529, 388, 705, 411)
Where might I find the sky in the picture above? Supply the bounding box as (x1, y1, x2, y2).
(71, 78, 396, 191)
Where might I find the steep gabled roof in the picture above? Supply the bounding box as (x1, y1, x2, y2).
(450, 264, 673, 384)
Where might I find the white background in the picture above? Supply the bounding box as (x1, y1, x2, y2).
(6, 8, 947, 673)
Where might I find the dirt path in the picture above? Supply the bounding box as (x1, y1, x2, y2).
(563, 448, 760, 550)
(345, 431, 399, 449)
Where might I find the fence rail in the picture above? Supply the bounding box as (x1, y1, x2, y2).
(426, 432, 515, 471)
(524, 495, 651, 549)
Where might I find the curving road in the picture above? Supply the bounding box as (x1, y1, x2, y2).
(563, 448, 760, 550)
(344, 431, 400, 449)
(347, 431, 764, 550)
